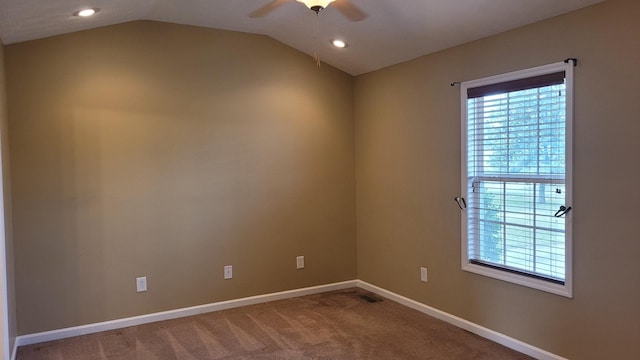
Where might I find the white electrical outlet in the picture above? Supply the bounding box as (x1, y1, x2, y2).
(420, 267, 428, 283)
(296, 256, 305, 269)
(224, 265, 233, 279)
(136, 276, 147, 292)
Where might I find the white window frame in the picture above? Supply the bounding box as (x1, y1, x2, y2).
(460, 61, 573, 298)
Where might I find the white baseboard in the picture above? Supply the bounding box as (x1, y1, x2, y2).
(12, 279, 567, 360)
(13, 280, 357, 355)
(356, 280, 568, 360)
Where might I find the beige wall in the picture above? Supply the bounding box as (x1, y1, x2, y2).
(6, 21, 356, 334)
(355, 0, 640, 359)
(0, 41, 16, 359)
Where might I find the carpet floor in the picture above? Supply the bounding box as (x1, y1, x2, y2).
(17, 289, 533, 359)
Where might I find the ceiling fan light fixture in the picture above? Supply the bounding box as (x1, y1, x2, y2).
(296, 0, 336, 12)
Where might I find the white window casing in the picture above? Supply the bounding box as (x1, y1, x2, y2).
(460, 61, 573, 297)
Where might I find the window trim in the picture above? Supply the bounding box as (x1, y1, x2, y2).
(460, 61, 573, 298)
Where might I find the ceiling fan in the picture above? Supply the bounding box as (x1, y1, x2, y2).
(250, 0, 368, 21)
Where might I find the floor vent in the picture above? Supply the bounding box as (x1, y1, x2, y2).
(359, 294, 383, 303)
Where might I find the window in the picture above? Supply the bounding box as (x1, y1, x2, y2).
(460, 62, 573, 297)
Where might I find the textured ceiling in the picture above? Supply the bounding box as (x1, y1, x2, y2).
(0, 0, 606, 75)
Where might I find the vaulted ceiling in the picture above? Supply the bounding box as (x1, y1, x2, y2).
(0, 0, 606, 75)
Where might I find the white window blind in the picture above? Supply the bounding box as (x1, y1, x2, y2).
(461, 62, 573, 297)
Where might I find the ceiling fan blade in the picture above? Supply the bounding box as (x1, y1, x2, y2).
(333, 0, 368, 22)
(249, 0, 291, 18)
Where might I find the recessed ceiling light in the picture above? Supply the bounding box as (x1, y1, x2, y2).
(332, 39, 347, 48)
(74, 8, 99, 17)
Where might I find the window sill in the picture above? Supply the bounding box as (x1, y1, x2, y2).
(462, 261, 572, 298)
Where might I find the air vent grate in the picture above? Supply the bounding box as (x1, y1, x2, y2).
(358, 294, 382, 303)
